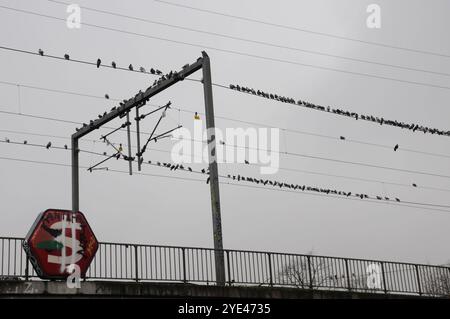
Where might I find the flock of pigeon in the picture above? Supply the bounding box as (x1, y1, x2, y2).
(38, 48, 165, 76)
(29, 49, 421, 202)
(38, 48, 184, 133)
(125, 155, 403, 204)
(72, 71, 184, 133)
(229, 84, 450, 137)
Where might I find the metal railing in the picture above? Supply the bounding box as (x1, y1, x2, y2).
(1, 237, 449, 297)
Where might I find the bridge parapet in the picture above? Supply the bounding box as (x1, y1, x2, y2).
(1, 237, 449, 298)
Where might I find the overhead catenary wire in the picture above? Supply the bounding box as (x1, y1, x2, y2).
(2, 105, 450, 182)
(1, 152, 450, 214)
(1, 78, 450, 160)
(1, 6, 450, 91)
(3, 137, 450, 210)
(1, 41, 450, 139)
(46, 0, 450, 78)
(3, 126, 450, 194)
(154, 0, 450, 59)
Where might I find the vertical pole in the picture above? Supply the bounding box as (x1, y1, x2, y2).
(201, 51, 225, 286)
(267, 253, 273, 287)
(135, 107, 142, 171)
(226, 250, 231, 285)
(182, 248, 187, 283)
(134, 245, 139, 282)
(345, 259, 351, 291)
(415, 264, 422, 296)
(126, 113, 133, 175)
(307, 256, 313, 289)
(71, 137, 79, 212)
(380, 262, 388, 294)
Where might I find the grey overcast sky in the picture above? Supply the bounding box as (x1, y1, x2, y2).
(0, 0, 449, 265)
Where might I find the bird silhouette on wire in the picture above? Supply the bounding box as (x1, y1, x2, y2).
(64, 54, 70, 60)
(128, 64, 134, 71)
(105, 94, 109, 99)
(111, 61, 116, 69)
(96, 58, 101, 68)
(46, 142, 51, 149)
(394, 144, 399, 151)
(38, 49, 44, 56)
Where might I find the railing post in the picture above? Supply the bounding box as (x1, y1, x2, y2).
(182, 248, 187, 283)
(134, 245, 139, 282)
(415, 264, 422, 296)
(226, 250, 231, 286)
(267, 253, 273, 287)
(380, 262, 388, 294)
(25, 255, 29, 281)
(345, 259, 351, 291)
(307, 256, 313, 289)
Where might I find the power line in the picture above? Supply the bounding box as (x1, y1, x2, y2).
(1, 153, 450, 214)
(0, 44, 167, 81)
(3, 126, 450, 194)
(47, 0, 450, 78)
(2, 105, 450, 182)
(0, 79, 121, 101)
(2, 5, 450, 91)
(170, 135, 450, 181)
(4, 137, 450, 210)
(2, 78, 450, 161)
(154, 0, 450, 59)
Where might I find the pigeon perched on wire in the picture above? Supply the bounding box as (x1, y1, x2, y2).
(38, 49, 44, 56)
(96, 58, 101, 68)
(111, 61, 117, 69)
(46, 142, 51, 149)
(64, 54, 70, 60)
(139, 67, 146, 73)
(128, 64, 134, 71)
(394, 144, 399, 151)
(105, 94, 109, 99)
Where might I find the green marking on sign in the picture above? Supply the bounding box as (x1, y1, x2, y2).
(36, 240, 64, 251)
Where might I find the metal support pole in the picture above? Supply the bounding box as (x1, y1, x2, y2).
(135, 107, 142, 171)
(201, 51, 225, 286)
(71, 137, 79, 212)
(126, 113, 133, 175)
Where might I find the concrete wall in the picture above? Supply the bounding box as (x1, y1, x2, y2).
(0, 280, 422, 299)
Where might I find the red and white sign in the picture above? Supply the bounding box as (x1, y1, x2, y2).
(23, 209, 98, 279)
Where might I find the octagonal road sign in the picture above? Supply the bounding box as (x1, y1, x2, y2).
(23, 209, 98, 280)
